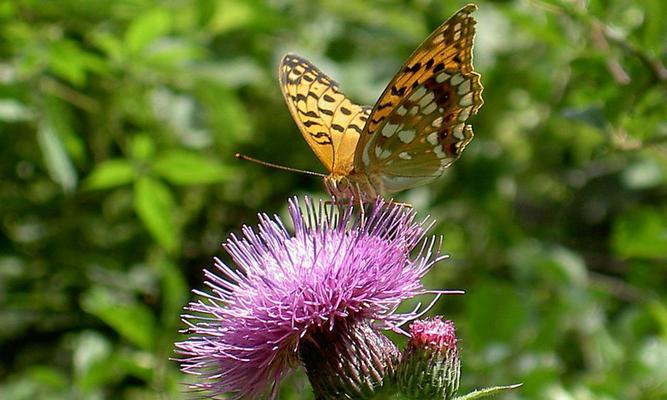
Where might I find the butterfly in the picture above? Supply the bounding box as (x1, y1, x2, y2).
(279, 4, 483, 201)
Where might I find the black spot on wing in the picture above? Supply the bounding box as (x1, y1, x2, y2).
(403, 62, 421, 73)
(391, 86, 406, 96)
(310, 131, 332, 145)
(331, 124, 345, 132)
(349, 124, 363, 134)
(370, 116, 386, 125)
(377, 102, 393, 111)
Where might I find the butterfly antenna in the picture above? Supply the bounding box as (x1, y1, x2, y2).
(235, 153, 327, 178)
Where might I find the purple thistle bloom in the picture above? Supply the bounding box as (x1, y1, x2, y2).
(175, 197, 451, 399)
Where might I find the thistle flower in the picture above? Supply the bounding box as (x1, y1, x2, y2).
(397, 317, 460, 400)
(175, 197, 450, 399)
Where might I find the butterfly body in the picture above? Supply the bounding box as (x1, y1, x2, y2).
(279, 4, 483, 201)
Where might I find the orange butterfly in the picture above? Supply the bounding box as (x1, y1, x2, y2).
(279, 4, 483, 201)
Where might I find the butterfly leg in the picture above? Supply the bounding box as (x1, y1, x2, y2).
(352, 182, 367, 226)
(323, 197, 344, 207)
(389, 200, 413, 208)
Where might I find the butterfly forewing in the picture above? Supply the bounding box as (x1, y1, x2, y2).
(279, 54, 371, 176)
(354, 4, 483, 193)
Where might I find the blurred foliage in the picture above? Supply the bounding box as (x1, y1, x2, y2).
(0, 0, 666, 399)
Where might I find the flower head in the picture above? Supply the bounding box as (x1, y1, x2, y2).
(397, 317, 461, 399)
(409, 317, 457, 351)
(175, 197, 446, 399)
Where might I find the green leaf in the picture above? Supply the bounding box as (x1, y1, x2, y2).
(143, 39, 205, 67)
(198, 84, 251, 142)
(621, 157, 664, 190)
(454, 384, 523, 400)
(37, 119, 78, 192)
(44, 96, 87, 165)
(47, 39, 108, 86)
(130, 134, 156, 160)
(26, 366, 69, 390)
(72, 331, 112, 391)
(151, 150, 231, 184)
(91, 31, 124, 62)
(81, 287, 156, 350)
(125, 8, 171, 54)
(192, 58, 265, 89)
(159, 257, 188, 326)
(206, 0, 255, 34)
(84, 159, 135, 190)
(134, 176, 179, 252)
(0, 99, 34, 122)
(613, 207, 667, 259)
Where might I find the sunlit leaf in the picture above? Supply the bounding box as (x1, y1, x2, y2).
(72, 331, 112, 391)
(622, 156, 664, 190)
(125, 8, 171, 54)
(152, 150, 231, 184)
(130, 134, 156, 160)
(613, 207, 667, 259)
(37, 119, 78, 192)
(84, 159, 135, 190)
(46, 39, 108, 86)
(81, 288, 156, 350)
(197, 84, 252, 143)
(207, 0, 255, 34)
(0, 99, 34, 122)
(191, 58, 265, 89)
(144, 39, 205, 67)
(43, 96, 87, 165)
(134, 176, 179, 253)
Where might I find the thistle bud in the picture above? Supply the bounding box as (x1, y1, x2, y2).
(397, 317, 460, 400)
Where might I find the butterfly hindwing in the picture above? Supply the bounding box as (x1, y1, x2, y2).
(354, 4, 483, 193)
(279, 54, 371, 175)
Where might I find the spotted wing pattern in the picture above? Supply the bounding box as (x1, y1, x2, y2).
(354, 4, 483, 193)
(279, 54, 371, 176)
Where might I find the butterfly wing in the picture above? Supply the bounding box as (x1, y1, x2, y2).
(279, 54, 371, 176)
(353, 4, 483, 193)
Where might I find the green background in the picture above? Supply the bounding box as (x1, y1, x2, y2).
(1, 0, 665, 398)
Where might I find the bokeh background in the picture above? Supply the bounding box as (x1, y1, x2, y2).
(1, 0, 666, 399)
